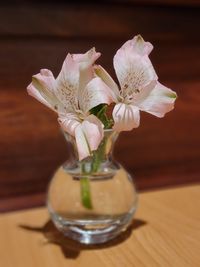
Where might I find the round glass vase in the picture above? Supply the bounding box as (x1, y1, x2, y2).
(47, 129, 138, 244)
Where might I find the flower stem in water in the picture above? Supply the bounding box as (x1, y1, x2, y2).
(80, 176, 92, 209)
(81, 162, 93, 209)
(80, 138, 106, 209)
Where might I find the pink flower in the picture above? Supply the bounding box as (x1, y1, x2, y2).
(95, 35, 177, 132)
(27, 48, 112, 160)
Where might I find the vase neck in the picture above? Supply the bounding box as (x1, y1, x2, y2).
(63, 130, 119, 163)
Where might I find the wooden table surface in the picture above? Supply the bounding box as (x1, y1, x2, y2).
(0, 184, 199, 267)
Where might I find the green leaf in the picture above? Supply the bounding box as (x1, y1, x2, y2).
(90, 104, 105, 116)
(90, 104, 113, 129)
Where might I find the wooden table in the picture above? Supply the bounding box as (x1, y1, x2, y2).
(0, 184, 199, 267)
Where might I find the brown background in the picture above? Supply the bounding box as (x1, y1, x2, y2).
(0, 0, 200, 212)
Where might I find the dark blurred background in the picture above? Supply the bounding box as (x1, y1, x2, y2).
(0, 0, 200, 212)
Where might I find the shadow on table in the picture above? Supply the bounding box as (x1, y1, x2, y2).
(19, 218, 146, 259)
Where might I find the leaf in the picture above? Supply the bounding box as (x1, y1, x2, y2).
(90, 104, 113, 129)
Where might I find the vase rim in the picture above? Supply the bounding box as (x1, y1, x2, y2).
(62, 128, 116, 138)
(104, 128, 114, 133)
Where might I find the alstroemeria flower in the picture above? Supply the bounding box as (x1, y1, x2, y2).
(27, 48, 112, 160)
(95, 35, 177, 132)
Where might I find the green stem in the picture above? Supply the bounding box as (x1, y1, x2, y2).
(91, 153, 100, 173)
(91, 140, 105, 173)
(80, 139, 106, 209)
(80, 176, 92, 209)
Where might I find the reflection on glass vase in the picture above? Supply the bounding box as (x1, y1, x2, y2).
(47, 129, 138, 244)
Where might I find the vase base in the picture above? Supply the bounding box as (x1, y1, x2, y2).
(49, 209, 136, 244)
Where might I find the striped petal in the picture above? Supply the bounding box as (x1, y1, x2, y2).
(113, 103, 140, 132)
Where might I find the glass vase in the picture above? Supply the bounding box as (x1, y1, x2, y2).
(47, 129, 138, 244)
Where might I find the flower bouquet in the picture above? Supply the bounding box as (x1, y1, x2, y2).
(27, 35, 177, 244)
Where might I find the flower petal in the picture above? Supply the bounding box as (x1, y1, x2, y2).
(27, 69, 63, 112)
(56, 54, 79, 112)
(137, 82, 177, 117)
(75, 115, 104, 160)
(73, 47, 101, 67)
(79, 77, 113, 113)
(82, 115, 104, 151)
(114, 48, 157, 98)
(112, 103, 140, 132)
(56, 49, 101, 113)
(58, 113, 80, 136)
(94, 65, 120, 102)
(121, 35, 153, 57)
(133, 80, 157, 104)
(75, 125, 91, 161)
(77, 48, 101, 97)
(27, 83, 52, 109)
